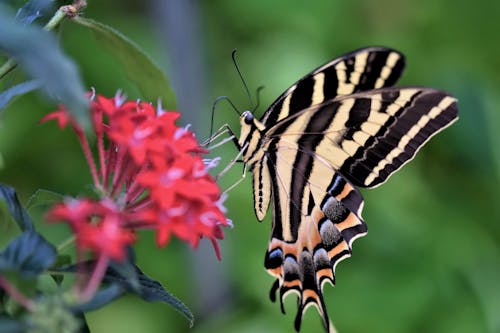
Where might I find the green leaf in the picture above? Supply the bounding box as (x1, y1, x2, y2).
(0, 231, 56, 279)
(0, 183, 34, 232)
(72, 17, 176, 109)
(0, 80, 41, 111)
(139, 275, 193, 325)
(108, 258, 139, 293)
(74, 312, 90, 333)
(26, 189, 63, 211)
(0, 7, 89, 129)
(52, 254, 71, 268)
(130, 266, 193, 326)
(50, 254, 72, 284)
(15, 0, 53, 25)
(71, 284, 125, 313)
(55, 260, 193, 325)
(100, 262, 192, 324)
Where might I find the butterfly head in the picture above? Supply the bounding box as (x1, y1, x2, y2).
(238, 110, 256, 149)
(238, 110, 266, 163)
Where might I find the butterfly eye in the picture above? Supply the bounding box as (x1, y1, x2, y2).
(242, 111, 254, 124)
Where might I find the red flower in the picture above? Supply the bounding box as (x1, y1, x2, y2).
(47, 198, 136, 261)
(43, 92, 230, 263)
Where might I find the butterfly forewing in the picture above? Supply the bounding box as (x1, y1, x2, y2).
(260, 47, 406, 128)
(235, 47, 458, 333)
(266, 87, 458, 188)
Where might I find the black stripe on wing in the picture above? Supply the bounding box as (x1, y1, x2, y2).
(264, 170, 367, 333)
(264, 87, 458, 189)
(260, 47, 406, 127)
(337, 88, 458, 187)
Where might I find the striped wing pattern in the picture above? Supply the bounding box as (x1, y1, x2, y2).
(264, 168, 365, 332)
(260, 47, 406, 127)
(237, 47, 458, 332)
(266, 88, 458, 188)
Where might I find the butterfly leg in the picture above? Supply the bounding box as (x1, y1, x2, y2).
(222, 163, 248, 195)
(201, 123, 240, 149)
(215, 141, 248, 181)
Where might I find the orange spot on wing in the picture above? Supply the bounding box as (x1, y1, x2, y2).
(317, 268, 333, 281)
(336, 183, 353, 200)
(336, 212, 360, 231)
(312, 207, 325, 224)
(303, 289, 320, 301)
(328, 240, 349, 258)
(283, 279, 301, 289)
(267, 267, 282, 278)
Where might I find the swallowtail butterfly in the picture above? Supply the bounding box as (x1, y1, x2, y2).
(231, 47, 458, 332)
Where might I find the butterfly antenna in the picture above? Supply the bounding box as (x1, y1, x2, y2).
(232, 49, 255, 110)
(208, 95, 241, 148)
(253, 85, 265, 112)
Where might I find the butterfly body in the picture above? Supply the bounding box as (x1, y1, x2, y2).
(234, 47, 458, 332)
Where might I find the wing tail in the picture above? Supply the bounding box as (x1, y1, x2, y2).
(264, 173, 366, 332)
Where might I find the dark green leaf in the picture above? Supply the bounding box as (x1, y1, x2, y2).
(55, 260, 193, 325)
(15, 0, 53, 25)
(26, 189, 63, 211)
(74, 312, 90, 333)
(52, 254, 71, 268)
(103, 264, 193, 325)
(50, 262, 126, 312)
(50, 254, 71, 284)
(0, 317, 29, 333)
(71, 283, 124, 313)
(0, 80, 41, 111)
(108, 258, 139, 293)
(0, 183, 33, 232)
(0, 231, 56, 278)
(0, 7, 89, 129)
(72, 17, 176, 109)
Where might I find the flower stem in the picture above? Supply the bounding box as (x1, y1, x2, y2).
(0, 0, 88, 79)
(44, 7, 68, 31)
(0, 59, 17, 80)
(57, 235, 76, 252)
(75, 127, 102, 190)
(80, 255, 109, 301)
(0, 276, 36, 311)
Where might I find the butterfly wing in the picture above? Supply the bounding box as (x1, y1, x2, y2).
(264, 149, 365, 332)
(260, 47, 406, 127)
(266, 87, 458, 187)
(258, 88, 458, 331)
(252, 47, 405, 220)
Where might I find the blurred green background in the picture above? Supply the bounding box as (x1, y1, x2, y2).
(1, 0, 500, 332)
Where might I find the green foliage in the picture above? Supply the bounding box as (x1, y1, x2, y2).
(0, 231, 56, 279)
(0, 184, 34, 232)
(72, 17, 177, 109)
(0, 6, 89, 130)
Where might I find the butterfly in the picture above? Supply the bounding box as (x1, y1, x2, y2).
(230, 47, 458, 332)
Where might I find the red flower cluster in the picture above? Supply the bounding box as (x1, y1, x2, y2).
(43, 92, 230, 262)
(47, 198, 136, 261)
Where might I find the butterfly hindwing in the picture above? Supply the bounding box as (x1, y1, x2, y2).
(263, 154, 366, 332)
